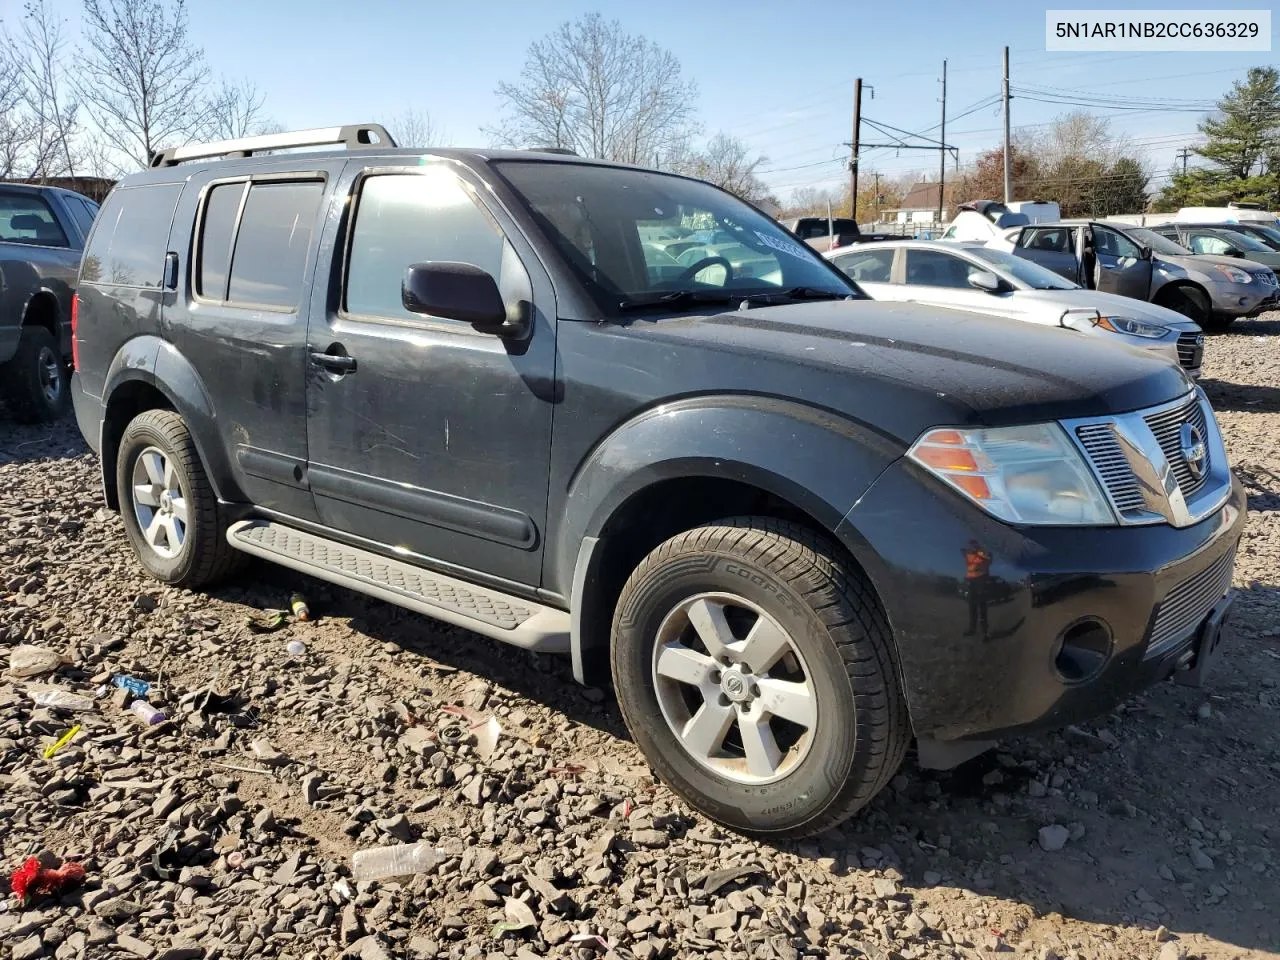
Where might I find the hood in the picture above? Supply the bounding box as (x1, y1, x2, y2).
(1157, 251, 1259, 277)
(1013, 289, 1201, 329)
(622, 300, 1193, 443)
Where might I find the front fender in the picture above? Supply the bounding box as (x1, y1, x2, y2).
(101, 336, 242, 505)
(552, 394, 903, 597)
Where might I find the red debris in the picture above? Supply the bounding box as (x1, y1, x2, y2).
(9, 858, 86, 904)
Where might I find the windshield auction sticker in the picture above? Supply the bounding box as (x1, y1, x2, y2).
(1046, 10, 1270, 50)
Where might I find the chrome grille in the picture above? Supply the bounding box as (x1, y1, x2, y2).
(1074, 423, 1145, 512)
(1251, 269, 1277, 287)
(1175, 332, 1203, 370)
(1145, 397, 1209, 497)
(1146, 549, 1235, 658)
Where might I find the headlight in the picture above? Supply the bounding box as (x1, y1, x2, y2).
(908, 424, 1115, 525)
(1212, 265, 1253, 283)
(1094, 316, 1171, 339)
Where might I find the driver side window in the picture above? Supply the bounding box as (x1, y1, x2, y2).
(1189, 234, 1231, 256)
(1093, 227, 1140, 259)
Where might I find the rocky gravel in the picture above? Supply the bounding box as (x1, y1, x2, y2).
(2, 315, 1278, 960)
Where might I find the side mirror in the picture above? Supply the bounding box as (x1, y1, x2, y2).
(1138, 245, 1152, 260)
(1225, 247, 1243, 258)
(967, 270, 1003, 293)
(402, 262, 516, 335)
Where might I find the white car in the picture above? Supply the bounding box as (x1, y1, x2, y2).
(826, 240, 1205, 377)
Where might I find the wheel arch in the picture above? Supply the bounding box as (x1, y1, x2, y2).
(558, 397, 903, 687)
(100, 337, 240, 511)
(1152, 279, 1211, 313)
(20, 289, 61, 342)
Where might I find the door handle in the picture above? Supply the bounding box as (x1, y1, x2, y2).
(310, 351, 357, 373)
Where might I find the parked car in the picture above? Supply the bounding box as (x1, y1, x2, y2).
(0, 182, 99, 421)
(1175, 203, 1278, 225)
(940, 199, 1029, 243)
(826, 240, 1205, 376)
(1163, 220, 1280, 252)
(1009, 219, 1279, 331)
(1147, 223, 1280, 270)
(779, 216, 894, 253)
(72, 125, 1244, 837)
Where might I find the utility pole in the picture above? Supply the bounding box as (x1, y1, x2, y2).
(851, 78, 862, 221)
(872, 172, 883, 221)
(938, 59, 947, 224)
(1176, 147, 1191, 176)
(1002, 46, 1012, 203)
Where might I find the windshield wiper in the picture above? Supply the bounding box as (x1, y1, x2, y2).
(617, 290, 736, 312)
(737, 286, 855, 306)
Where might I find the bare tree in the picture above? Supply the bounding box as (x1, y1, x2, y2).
(670, 133, 773, 205)
(208, 78, 270, 140)
(0, 33, 31, 178)
(77, 0, 213, 168)
(12, 0, 79, 177)
(391, 108, 443, 148)
(490, 13, 697, 164)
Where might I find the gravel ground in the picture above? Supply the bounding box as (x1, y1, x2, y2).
(2, 317, 1277, 960)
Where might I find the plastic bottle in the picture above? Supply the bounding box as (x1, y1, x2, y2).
(350, 843, 445, 882)
(28, 686, 95, 712)
(129, 700, 167, 725)
(285, 640, 306, 657)
(112, 674, 151, 697)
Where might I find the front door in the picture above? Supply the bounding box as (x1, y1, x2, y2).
(303, 159, 556, 588)
(899, 247, 1016, 316)
(1090, 225, 1153, 301)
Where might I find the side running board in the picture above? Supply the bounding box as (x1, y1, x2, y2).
(226, 520, 569, 653)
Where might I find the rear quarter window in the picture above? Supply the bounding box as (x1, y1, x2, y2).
(81, 184, 183, 287)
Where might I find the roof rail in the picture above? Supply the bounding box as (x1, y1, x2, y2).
(149, 123, 397, 168)
(527, 146, 578, 156)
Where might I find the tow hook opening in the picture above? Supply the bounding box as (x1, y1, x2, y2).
(1054, 618, 1113, 684)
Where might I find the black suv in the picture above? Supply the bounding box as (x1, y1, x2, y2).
(71, 125, 1245, 837)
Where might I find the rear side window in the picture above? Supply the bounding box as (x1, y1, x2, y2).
(81, 184, 182, 287)
(1022, 227, 1072, 253)
(197, 183, 246, 299)
(0, 191, 68, 247)
(63, 196, 97, 240)
(196, 179, 324, 309)
(832, 248, 894, 283)
(345, 170, 507, 322)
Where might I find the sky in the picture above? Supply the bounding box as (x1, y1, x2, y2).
(44, 0, 1280, 202)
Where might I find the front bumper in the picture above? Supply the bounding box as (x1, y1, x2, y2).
(1208, 280, 1279, 317)
(838, 459, 1246, 742)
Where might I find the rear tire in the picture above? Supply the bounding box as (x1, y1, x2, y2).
(611, 518, 910, 838)
(0, 325, 69, 423)
(117, 409, 245, 588)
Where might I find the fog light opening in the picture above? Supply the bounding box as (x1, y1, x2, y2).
(1054, 618, 1112, 684)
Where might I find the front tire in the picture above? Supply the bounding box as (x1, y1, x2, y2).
(611, 518, 909, 838)
(117, 410, 243, 588)
(0, 325, 69, 423)
(1158, 286, 1213, 328)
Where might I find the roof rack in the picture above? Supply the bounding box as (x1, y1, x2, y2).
(149, 123, 398, 168)
(527, 146, 578, 156)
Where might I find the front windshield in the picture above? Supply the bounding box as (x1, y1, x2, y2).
(969, 246, 1079, 290)
(494, 161, 858, 309)
(1246, 224, 1280, 249)
(1128, 228, 1191, 257)
(1216, 230, 1270, 251)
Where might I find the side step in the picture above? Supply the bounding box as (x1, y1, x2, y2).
(226, 520, 569, 653)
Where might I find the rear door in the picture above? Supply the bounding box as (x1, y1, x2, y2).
(1013, 225, 1080, 281)
(163, 164, 343, 521)
(828, 247, 899, 300)
(1090, 224, 1153, 300)
(302, 158, 556, 588)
